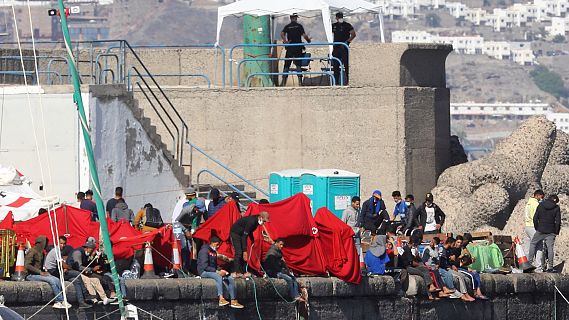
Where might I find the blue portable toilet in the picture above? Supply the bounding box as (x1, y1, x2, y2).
(268, 169, 306, 203)
(301, 169, 359, 217)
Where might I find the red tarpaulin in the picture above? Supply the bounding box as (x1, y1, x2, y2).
(11, 205, 173, 264)
(193, 202, 241, 259)
(314, 207, 362, 284)
(244, 193, 327, 276)
(0, 211, 14, 230)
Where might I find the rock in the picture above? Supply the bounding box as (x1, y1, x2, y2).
(433, 117, 556, 233)
(502, 198, 527, 239)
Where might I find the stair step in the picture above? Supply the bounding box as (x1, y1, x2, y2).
(198, 190, 256, 199)
(197, 184, 246, 192)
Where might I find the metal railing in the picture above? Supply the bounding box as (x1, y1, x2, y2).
(196, 169, 258, 211)
(228, 42, 350, 87)
(127, 70, 212, 90)
(236, 56, 343, 87)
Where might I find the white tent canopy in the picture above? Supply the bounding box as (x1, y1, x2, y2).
(215, 0, 384, 45)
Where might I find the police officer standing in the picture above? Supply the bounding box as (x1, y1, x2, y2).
(280, 13, 312, 86)
(332, 12, 356, 85)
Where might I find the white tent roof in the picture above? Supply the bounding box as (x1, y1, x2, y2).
(216, 0, 383, 44)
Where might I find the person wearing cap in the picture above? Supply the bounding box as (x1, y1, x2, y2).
(364, 235, 391, 275)
(230, 211, 270, 277)
(416, 193, 446, 234)
(280, 13, 312, 86)
(197, 235, 244, 309)
(263, 238, 304, 302)
(67, 238, 116, 305)
(206, 188, 226, 220)
(332, 12, 356, 85)
(358, 190, 389, 235)
(106, 187, 127, 216)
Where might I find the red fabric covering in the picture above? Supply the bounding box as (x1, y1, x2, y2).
(244, 193, 327, 276)
(314, 207, 362, 284)
(11, 205, 173, 266)
(0, 211, 14, 230)
(193, 202, 241, 259)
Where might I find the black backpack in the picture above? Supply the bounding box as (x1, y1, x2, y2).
(145, 207, 164, 228)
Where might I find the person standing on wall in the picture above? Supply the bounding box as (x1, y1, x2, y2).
(332, 12, 356, 86)
(528, 194, 561, 273)
(417, 193, 446, 234)
(524, 189, 545, 271)
(280, 13, 312, 87)
(229, 211, 270, 277)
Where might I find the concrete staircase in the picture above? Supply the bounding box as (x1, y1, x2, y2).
(122, 89, 191, 187)
(197, 183, 261, 208)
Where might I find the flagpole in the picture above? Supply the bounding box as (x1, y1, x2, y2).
(55, 1, 126, 317)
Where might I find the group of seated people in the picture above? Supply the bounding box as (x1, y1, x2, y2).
(365, 230, 489, 302)
(24, 235, 133, 309)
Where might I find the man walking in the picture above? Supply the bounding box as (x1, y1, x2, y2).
(524, 189, 545, 271)
(332, 12, 356, 85)
(280, 13, 312, 86)
(528, 194, 561, 273)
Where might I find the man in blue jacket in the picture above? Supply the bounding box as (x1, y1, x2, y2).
(197, 235, 244, 308)
(358, 190, 389, 235)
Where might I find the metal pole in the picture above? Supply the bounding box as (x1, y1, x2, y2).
(55, 1, 126, 318)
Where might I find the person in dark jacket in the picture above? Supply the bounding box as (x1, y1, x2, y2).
(25, 236, 71, 309)
(206, 188, 226, 220)
(197, 236, 244, 308)
(402, 194, 420, 235)
(416, 193, 446, 234)
(400, 234, 441, 300)
(230, 211, 270, 276)
(358, 190, 389, 235)
(263, 239, 303, 301)
(528, 194, 561, 272)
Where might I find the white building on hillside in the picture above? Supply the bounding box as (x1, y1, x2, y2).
(391, 30, 434, 42)
(546, 17, 568, 36)
(465, 8, 487, 25)
(484, 41, 512, 60)
(436, 35, 485, 54)
(534, 0, 569, 17)
(375, 0, 417, 18)
(510, 42, 535, 65)
(414, 0, 446, 8)
(446, 2, 469, 18)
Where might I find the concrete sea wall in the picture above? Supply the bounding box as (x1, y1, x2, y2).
(2, 274, 568, 320)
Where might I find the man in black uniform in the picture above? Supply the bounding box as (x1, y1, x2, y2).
(229, 211, 270, 277)
(332, 12, 356, 85)
(280, 13, 312, 86)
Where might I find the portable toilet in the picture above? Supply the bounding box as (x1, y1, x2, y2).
(268, 169, 306, 203)
(301, 169, 360, 218)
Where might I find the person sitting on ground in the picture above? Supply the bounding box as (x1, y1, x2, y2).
(206, 188, 225, 220)
(81, 189, 98, 221)
(44, 235, 92, 308)
(364, 235, 391, 275)
(358, 190, 389, 235)
(111, 198, 134, 225)
(417, 193, 446, 234)
(134, 203, 164, 232)
(197, 235, 244, 309)
(421, 237, 455, 297)
(263, 238, 304, 302)
(440, 237, 475, 301)
(453, 236, 488, 300)
(67, 238, 116, 305)
(25, 236, 72, 309)
(400, 234, 441, 300)
(230, 211, 270, 277)
(528, 194, 561, 273)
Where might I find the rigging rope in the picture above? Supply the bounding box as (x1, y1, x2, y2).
(10, 4, 70, 319)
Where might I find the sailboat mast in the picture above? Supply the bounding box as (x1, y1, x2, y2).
(55, 0, 126, 317)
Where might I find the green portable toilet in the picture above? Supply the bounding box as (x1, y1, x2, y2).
(268, 169, 306, 202)
(316, 169, 360, 218)
(300, 169, 360, 217)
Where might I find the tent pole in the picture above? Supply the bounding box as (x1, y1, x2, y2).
(242, 15, 273, 87)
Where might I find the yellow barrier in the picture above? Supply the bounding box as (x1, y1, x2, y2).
(0, 229, 16, 278)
